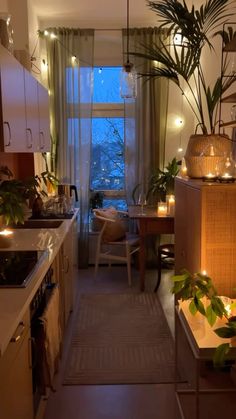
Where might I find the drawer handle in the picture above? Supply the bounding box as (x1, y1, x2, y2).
(10, 322, 25, 343)
(26, 128, 33, 148)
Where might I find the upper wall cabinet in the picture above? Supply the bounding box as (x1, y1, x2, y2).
(24, 70, 51, 152)
(0, 44, 51, 152)
(0, 44, 27, 151)
(37, 81, 51, 152)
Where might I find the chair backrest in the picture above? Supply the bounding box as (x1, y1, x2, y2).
(93, 208, 127, 243)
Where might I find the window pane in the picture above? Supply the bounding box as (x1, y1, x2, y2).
(90, 118, 124, 190)
(93, 67, 123, 103)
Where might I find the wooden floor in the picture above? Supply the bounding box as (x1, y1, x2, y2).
(41, 265, 177, 419)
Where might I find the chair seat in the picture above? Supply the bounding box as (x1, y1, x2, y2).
(106, 232, 140, 246)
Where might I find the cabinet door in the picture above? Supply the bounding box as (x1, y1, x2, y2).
(24, 69, 39, 151)
(62, 226, 74, 325)
(175, 179, 202, 275)
(37, 82, 51, 152)
(0, 45, 26, 151)
(0, 310, 33, 419)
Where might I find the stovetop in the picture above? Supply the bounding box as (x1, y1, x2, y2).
(0, 250, 48, 288)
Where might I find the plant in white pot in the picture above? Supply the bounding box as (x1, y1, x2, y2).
(131, 0, 236, 177)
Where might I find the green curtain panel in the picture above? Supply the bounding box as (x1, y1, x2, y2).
(123, 27, 169, 204)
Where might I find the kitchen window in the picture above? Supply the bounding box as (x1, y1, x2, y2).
(91, 66, 126, 210)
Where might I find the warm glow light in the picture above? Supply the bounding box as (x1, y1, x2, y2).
(202, 270, 207, 276)
(0, 229, 13, 237)
(157, 202, 168, 217)
(50, 33, 57, 39)
(221, 173, 232, 179)
(178, 147, 183, 152)
(175, 118, 184, 127)
(44, 30, 49, 36)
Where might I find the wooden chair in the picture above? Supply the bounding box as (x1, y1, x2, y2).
(93, 209, 140, 286)
(154, 243, 175, 292)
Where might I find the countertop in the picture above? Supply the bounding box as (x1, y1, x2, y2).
(0, 210, 78, 357)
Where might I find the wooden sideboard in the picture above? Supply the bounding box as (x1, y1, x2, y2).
(175, 177, 236, 297)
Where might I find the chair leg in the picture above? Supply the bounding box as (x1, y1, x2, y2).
(94, 243, 100, 278)
(154, 248, 162, 292)
(126, 243, 132, 287)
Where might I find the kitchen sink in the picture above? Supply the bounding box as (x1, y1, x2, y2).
(11, 220, 63, 229)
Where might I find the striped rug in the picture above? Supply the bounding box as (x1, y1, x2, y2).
(63, 293, 176, 385)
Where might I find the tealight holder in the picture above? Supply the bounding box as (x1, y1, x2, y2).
(0, 229, 13, 248)
(217, 153, 236, 183)
(157, 202, 168, 217)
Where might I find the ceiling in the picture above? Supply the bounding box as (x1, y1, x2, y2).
(29, 0, 158, 29)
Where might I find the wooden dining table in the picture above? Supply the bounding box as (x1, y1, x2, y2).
(128, 205, 174, 291)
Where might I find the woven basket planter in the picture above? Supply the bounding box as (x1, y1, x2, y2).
(185, 134, 232, 178)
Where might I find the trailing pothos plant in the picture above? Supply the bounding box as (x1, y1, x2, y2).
(172, 270, 236, 366)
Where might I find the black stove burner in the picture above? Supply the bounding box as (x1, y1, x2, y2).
(0, 250, 48, 288)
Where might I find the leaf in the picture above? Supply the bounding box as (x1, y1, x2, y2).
(214, 326, 236, 339)
(171, 273, 189, 282)
(213, 343, 230, 367)
(211, 296, 225, 317)
(206, 304, 217, 326)
(189, 299, 198, 316)
(194, 296, 206, 316)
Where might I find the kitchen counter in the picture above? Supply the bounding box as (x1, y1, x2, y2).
(0, 210, 78, 357)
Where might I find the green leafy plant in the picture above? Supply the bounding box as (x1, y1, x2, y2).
(0, 166, 58, 226)
(147, 157, 180, 202)
(131, 0, 236, 134)
(172, 270, 236, 366)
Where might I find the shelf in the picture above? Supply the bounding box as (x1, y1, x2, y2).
(221, 92, 236, 103)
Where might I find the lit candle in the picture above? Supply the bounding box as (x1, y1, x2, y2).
(221, 173, 232, 179)
(166, 194, 175, 216)
(205, 173, 215, 179)
(0, 229, 13, 248)
(157, 202, 168, 217)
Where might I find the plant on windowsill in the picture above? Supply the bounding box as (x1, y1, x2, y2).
(0, 165, 58, 226)
(131, 157, 180, 205)
(146, 157, 180, 203)
(131, 0, 236, 178)
(172, 270, 236, 366)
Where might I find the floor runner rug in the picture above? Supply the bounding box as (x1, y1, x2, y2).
(63, 293, 177, 385)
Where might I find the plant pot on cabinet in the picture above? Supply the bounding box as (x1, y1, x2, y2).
(184, 134, 232, 178)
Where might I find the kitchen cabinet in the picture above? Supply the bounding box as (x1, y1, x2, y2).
(0, 309, 34, 419)
(0, 44, 27, 151)
(0, 44, 51, 152)
(37, 81, 51, 152)
(24, 69, 39, 151)
(24, 70, 51, 152)
(175, 177, 236, 297)
(53, 219, 77, 335)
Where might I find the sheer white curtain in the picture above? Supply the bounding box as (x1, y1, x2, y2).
(45, 28, 94, 267)
(123, 27, 169, 204)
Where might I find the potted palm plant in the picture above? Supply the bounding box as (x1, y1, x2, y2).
(132, 0, 236, 177)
